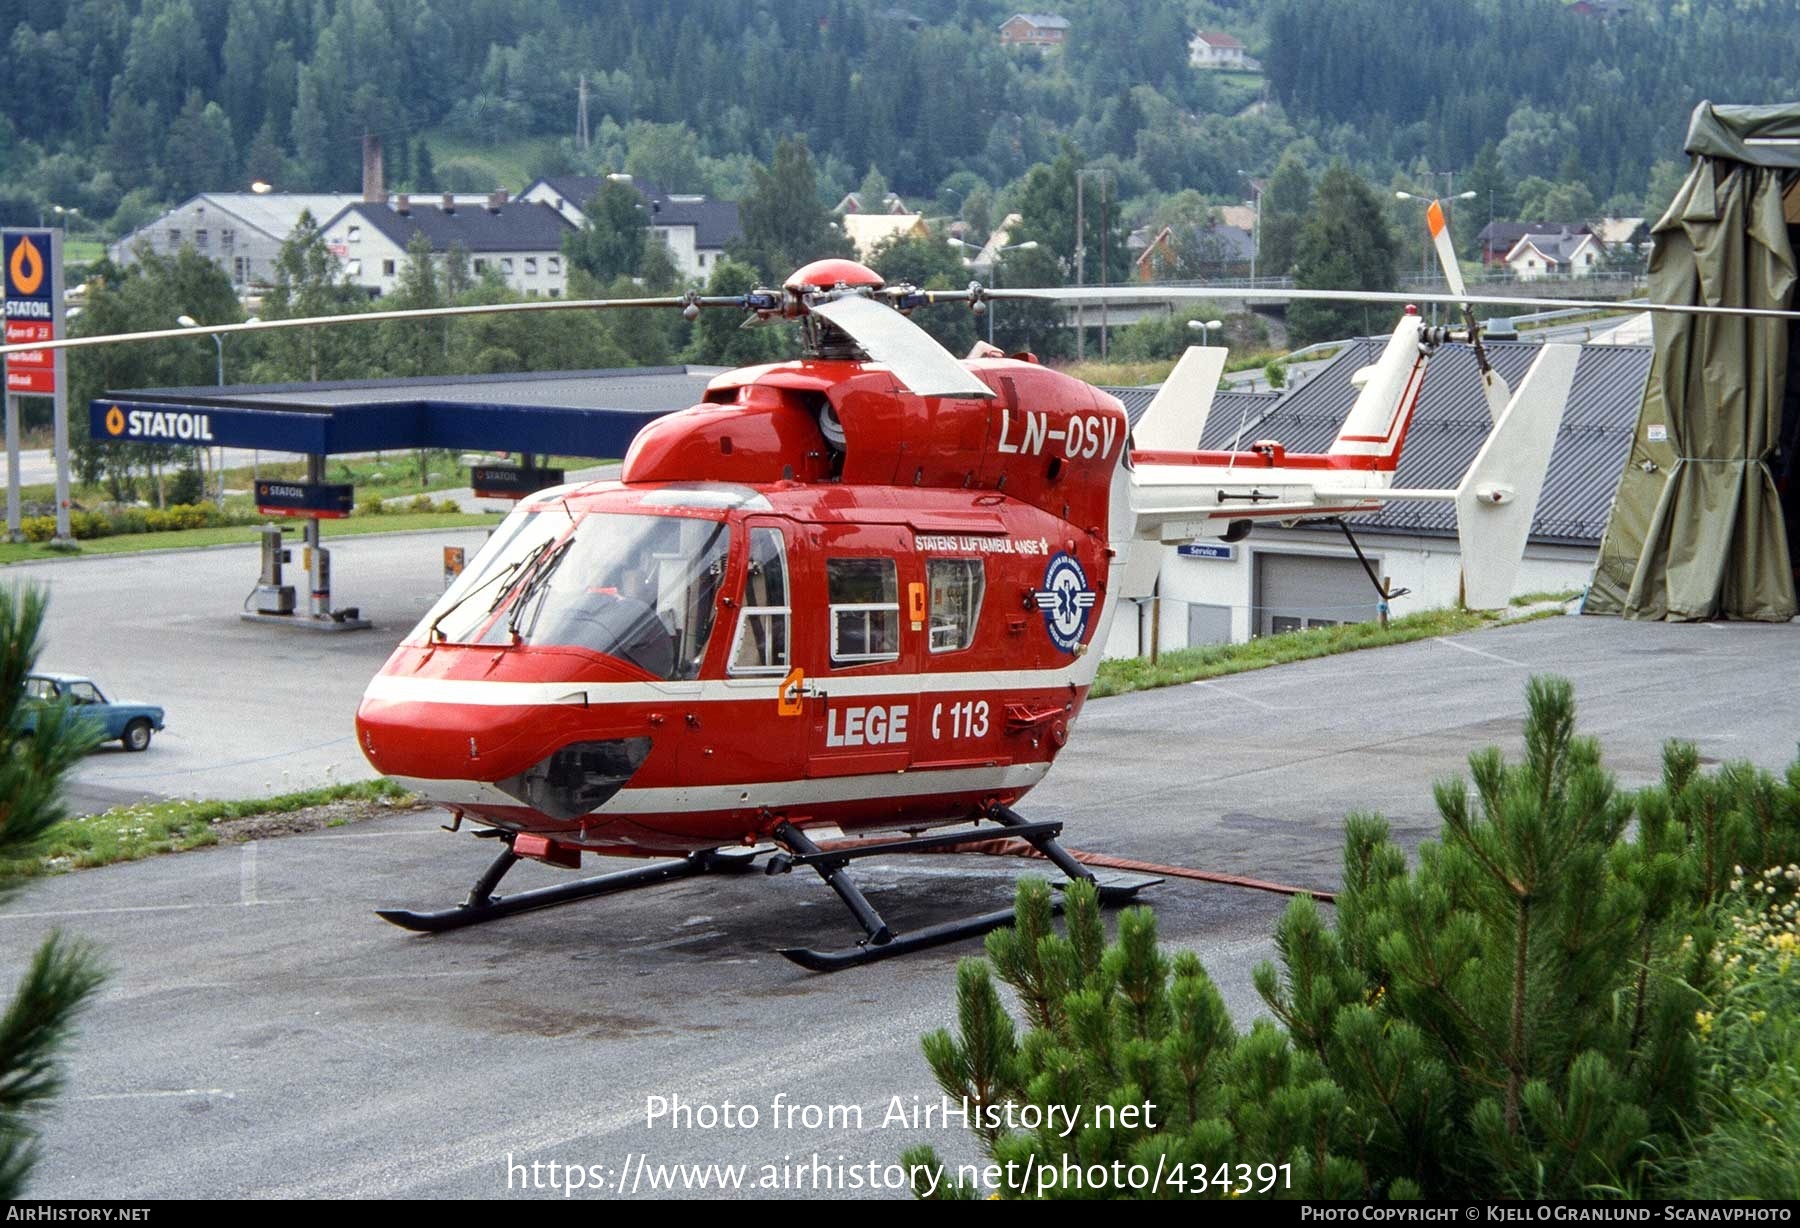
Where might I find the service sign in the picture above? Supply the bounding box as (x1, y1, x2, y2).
(254, 481, 355, 519)
(1177, 542, 1236, 561)
(3, 230, 57, 395)
(471, 464, 564, 500)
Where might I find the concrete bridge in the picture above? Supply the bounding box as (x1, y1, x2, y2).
(1046, 271, 1648, 328)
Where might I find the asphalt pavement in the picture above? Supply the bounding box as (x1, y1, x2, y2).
(2, 558, 1796, 1198)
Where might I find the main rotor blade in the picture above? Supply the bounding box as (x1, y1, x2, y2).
(809, 294, 994, 399)
(0, 293, 734, 357)
(1426, 200, 1468, 301)
(997, 285, 1800, 322)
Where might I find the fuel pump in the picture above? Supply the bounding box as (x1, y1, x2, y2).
(253, 524, 295, 615)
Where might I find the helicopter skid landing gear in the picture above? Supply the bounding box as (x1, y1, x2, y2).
(375, 841, 758, 934)
(770, 806, 1154, 973)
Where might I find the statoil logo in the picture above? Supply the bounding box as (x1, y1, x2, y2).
(1033, 552, 1097, 654)
(109, 407, 216, 442)
(7, 235, 44, 297)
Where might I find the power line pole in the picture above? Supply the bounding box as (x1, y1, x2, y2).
(577, 74, 590, 151)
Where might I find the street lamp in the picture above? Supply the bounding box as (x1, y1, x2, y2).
(1239, 170, 1261, 283)
(178, 314, 256, 505)
(948, 237, 1038, 345)
(1395, 188, 1477, 294)
(249, 180, 273, 195)
(1187, 318, 1224, 347)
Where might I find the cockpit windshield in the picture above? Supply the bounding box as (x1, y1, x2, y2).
(412, 506, 731, 681)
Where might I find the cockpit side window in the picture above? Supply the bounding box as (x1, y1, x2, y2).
(728, 527, 790, 675)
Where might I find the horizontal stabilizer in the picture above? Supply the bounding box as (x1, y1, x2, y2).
(1133, 346, 1226, 451)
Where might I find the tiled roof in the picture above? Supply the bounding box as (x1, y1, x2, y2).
(328, 199, 573, 253)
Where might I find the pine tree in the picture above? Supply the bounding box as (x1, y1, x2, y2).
(907, 677, 1770, 1199)
(1257, 153, 1313, 279)
(0, 586, 108, 1198)
(729, 138, 854, 283)
(563, 178, 648, 285)
(1286, 162, 1399, 347)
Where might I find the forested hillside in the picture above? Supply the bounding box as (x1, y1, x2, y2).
(1, 0, 1794, 242)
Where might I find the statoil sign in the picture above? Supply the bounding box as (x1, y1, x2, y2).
(98, 404, 218, 442)
(3, 230, 58, 395)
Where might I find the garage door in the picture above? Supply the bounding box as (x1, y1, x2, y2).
(1253, 552, 1381, 637)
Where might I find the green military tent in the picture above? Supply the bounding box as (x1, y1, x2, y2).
(1588, 101, 1800, 622)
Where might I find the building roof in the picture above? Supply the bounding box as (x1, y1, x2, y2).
(1125, 336, 1652, 545)
(107, 367, 727, 457)
(526, 176, 740, 248)
(841, 212, 928, 258)
(1477, 220, 1592, 248)
(1593, 216, 1648, 246)
(1002, 13, 1070, 29)
(1193, 31, 1245, 48)
(650, 196, 740, 249)
(1216, 204, 1257, 231)
(327, 199, 573, 254)
(118, 193, 363, 249)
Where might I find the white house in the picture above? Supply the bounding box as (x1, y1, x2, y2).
(1504, 230, 1604, 279)
(319, 193, 574, 298)
(1096, 336, 1653, 657)
(1189, 31, 1261, 70)
(519, 175, 741, 282)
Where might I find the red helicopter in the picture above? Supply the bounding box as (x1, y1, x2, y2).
(20, 203, 1786, 969)
(350, 208, 1588, 969)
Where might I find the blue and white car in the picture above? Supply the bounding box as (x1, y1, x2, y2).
(22, 673, 166, 752)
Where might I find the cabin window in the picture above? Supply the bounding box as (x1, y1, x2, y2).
(927, 559, 984, 652)
(65, 681, 102, 704)
(25, 677, 55, 701)
(827, 558, 900, 665)
(729, 528, 789, 675)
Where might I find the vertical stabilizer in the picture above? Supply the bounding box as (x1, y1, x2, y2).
(1133, 345, 1227, 451)
(1455, 343, 1581, 609)
(1328, 314, 1429, 469)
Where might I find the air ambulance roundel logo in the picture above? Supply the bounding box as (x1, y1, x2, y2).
(1034, 552, 1097, 654)
(104, 406, 125, 436)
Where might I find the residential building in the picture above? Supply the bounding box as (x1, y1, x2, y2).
(833, 191, 911, 215)
(1189, 31, 1261, 70)
(1135, 222, 1256, 280)
(1594, 216, 1649, 252)
(1097, 337, 1652, 654)
(1504, 229, 1604, 279)
(109, 193, 362, 288)
(1476, 220, 1592, 266)
(319, 192, 574, 298)
(841, 212, 929, 259)
(519, 175, 742, 281)
(998, 13, 1069, 47)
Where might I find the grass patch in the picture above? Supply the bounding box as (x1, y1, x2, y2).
(6, 779, 408, 877)
(1511, 588, 1580, 607)
(1064, 348, 1292, 390)
(420, 129, 560, 193)
(1089, 606, 1498, 699)
(0, 510, 503, 565)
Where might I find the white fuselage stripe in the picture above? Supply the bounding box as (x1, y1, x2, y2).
(363, 662, 1098, 707)
(389, 760, 1053, 816)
